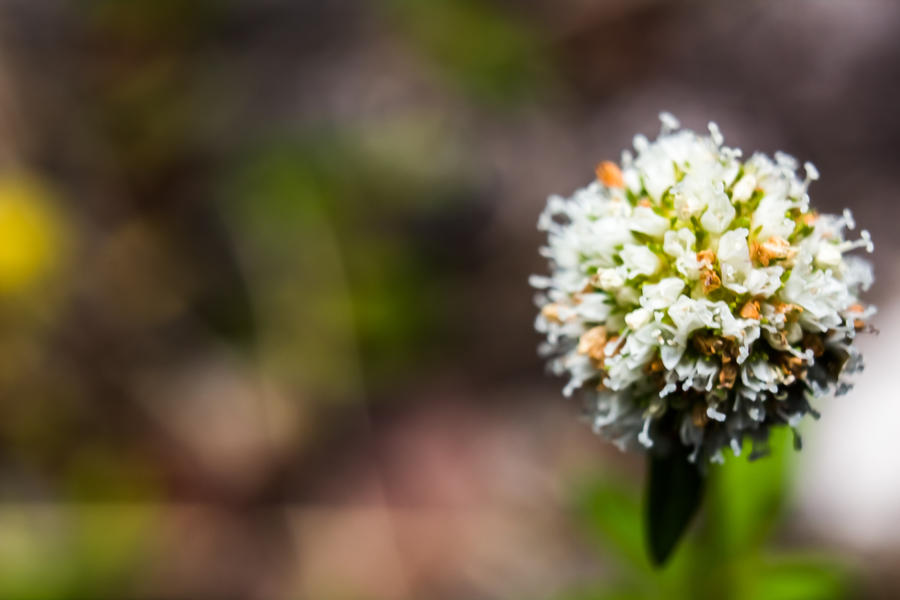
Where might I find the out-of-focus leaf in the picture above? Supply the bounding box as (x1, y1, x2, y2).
(385, 0, 550, 103)
(566, 430, 850, 600)
(744, 556, 849, 600)
(64, 445, 161, 500)
(709, 428, 791, 556)
(68, 507, 158, 593)
(646, 450, 704, 566)
(87, 0, 223, 42)
(555, 587, 652, 600)
(572, 472, 698, 598)
(575, 478, 646, 569)
(223, 148, 362, 399)
(0, 507, 156, 599)
(225, 125, 487, 389)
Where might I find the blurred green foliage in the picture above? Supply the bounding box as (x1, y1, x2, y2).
(0, 507, 157, 600)
(384, 0, 552, 104)
(223, 118, 485, 396)
(566, 429, 852, 600)
(80, 0, 232, 180)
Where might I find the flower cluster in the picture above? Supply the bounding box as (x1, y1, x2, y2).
(531, 114, 874, 462)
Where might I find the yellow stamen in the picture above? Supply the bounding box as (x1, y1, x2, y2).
(692, 403, 709, 428)
(701, 268, 721, 294)
(595, 161, 624, 188)
(752, 236, 796, 266)
(696, 249, 716, 266)
(776, 353, 805, 377)
(718, 362, 738, 389)
(577, 325, 608, 363)
(801, 333, 825, 357)
(644, 357, 664, 374)
(693, 333, 724, 356)
(739, 300, 761, 320)
(541, 303, 563, 324)
(774, 302, 803, 316)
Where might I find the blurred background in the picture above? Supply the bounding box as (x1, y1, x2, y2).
(0, 0, 898, 598)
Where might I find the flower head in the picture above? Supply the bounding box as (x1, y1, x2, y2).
(532, 114, 874, 463)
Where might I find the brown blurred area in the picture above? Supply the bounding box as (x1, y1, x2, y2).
(0, 0, 898, 598)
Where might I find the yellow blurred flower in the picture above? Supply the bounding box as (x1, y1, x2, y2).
(0, 174, 65, 294)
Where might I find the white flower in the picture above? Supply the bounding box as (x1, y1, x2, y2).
(717, 228, 753, 292)
(596, 268, 626, 291)
(625, 307, 652, 330)
(743, 266, 784, 297)
(700, 182, 736, 233)
(629, 205, 670, 237)
(668, 296, 716, 341)
(752, 195, 795, 241)
(731, 173, 757, 202)
(621, 243, 660, 278)
(717, 228, 751, 273)
(671, 180, 707, 219)
(663, 228, 695, 258)
(532, 113, 874, 462)
(575, 293, 614, 322)
(815, 242, 843, 269)
(640, 277, 686, 310)
(663, 228, 701, 279)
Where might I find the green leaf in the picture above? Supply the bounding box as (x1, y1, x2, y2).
(645, 450, 705, 566)
(575, 478, 646, 569)
(554, 587, 651, 600)
(709, 428, 790, 555)
(384, 0, 549, 104)
(747, 556, 849, 600)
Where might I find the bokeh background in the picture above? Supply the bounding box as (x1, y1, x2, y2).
(0, 0, 898, 598)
